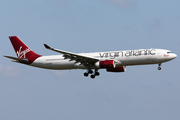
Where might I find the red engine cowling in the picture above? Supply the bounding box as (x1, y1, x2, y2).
(95, 60, 126, 72)
(99, 60, 115, 68)
(106, 66, 126, 72)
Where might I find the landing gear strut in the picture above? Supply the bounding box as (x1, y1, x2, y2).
(94, 69, 100, 76)
(84, 69, 100, 79)
(158, 63, 161, 70)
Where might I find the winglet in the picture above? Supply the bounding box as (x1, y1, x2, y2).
(44, 44, 51, 49)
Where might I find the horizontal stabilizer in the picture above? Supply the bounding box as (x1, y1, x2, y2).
(4, 56, 28, 63)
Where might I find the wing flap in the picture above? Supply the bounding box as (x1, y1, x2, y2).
(44, 44, 99, 65)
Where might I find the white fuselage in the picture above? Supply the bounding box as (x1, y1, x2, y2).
(30, 49, 177, 70)
(6, 36, 177, 78)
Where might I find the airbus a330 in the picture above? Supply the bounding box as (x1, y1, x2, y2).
(4, 36, 177, 79)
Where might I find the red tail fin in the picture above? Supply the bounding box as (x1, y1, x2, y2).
(9, 36, 41, 60)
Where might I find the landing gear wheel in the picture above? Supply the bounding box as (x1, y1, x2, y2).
(91, 75, 95, 79)
(84, 72, 88, 77)
(158, 67, 161, 70)
(84, 69, 100, 78)
(95, 72, 100, 76)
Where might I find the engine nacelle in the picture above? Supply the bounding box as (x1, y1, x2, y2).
(95, 60, 115, 68)
(106, 66, 126, 72)
(95, 60, 123, 68)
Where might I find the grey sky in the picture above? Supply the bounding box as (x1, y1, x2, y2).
(0, 0, 180, 120)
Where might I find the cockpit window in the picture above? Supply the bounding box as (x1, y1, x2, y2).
(167, 52, 173, 54)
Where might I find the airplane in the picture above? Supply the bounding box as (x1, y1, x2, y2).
(4, 36, 177, 79)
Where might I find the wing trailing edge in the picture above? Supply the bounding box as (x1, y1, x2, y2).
(44, 44, 99, 62)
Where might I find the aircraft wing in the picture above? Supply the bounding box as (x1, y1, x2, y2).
(4, 56, 28, 63)
(44, 44, 99, 66)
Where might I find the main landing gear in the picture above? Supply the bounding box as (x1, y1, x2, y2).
(84, 69, 100, 79)
(158, 63, 161, 70)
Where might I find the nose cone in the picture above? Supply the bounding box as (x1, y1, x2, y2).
(174, 53, 177, 58)
(171, 53, 177, 59)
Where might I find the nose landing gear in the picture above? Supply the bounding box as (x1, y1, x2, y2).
(158, 63, 161, 70)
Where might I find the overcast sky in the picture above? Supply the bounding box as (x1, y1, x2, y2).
(0, 0, 180, 120)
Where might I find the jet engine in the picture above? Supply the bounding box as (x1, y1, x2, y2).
(106, 66, 126, 72)
(95, 60, 125, 72)
(95, 60, 115, 68)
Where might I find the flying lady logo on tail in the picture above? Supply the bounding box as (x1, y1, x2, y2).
(17, 46, 31, 59)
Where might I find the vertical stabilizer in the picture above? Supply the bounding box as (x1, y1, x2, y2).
(9, 36, 41, 63)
